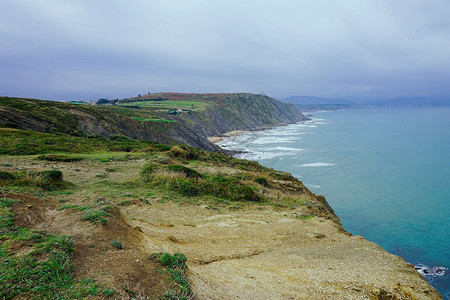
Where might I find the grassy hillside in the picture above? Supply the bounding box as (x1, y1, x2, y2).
(0, 96, 219, 151)
(122, 93, 309, 137)
(1, 94, 307, 151)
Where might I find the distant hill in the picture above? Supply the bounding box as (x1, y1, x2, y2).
(281, 96, 362, 112)
(366, 96, 450, 107)
(293, 104, 357, 112)
(142, 93, 309, 137)
(281, 95, 356, 105)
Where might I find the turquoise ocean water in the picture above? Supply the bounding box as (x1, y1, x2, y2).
(219, 107, 450, 298)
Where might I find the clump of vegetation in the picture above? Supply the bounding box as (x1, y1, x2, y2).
(150, 252, 191, 300)
(0, 197, 21, 208)
(255, 176, 269, 187)
(170, 178, 200, 196)
(167, 164, 202, 178)
(0, 171, 16, 180)
(297, 214, 314, 221)
(141, 164, 263, 203)
(0, 198, 100, 299)
(102, 288, 115, 296)
(131, 116, 176, 123)
(108, 134, 133, 142)
(59, 202, 110, 225)
(270, 170, 296, 181)
(0, 169, 69, 191)
(37, 154, 83, 162)
(81, 208, 108, 225)
(111, 240, 123, 250)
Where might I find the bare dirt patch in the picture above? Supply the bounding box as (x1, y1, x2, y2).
(6, 192, 176, 298)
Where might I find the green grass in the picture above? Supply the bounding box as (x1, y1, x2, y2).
(0, 128, 171, 155)
(141, 164, 263, 202)
(150, 252, 191, 300)
(0, 198, 100, 299)
(117, 100, 211, 111)
(102, 288, 115, 296)
(298, 214, 314, 221)
(58, 202, 111, 225)
(130, 117, 176, 123)
(111, 240, 123, 250)
(0, 169, 70, 191)
(37, 154, 83, 162)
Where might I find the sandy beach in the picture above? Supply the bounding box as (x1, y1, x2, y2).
(207, 130, 245, 143)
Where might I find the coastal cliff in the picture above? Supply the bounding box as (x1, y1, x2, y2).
(162, 93, 308, 137)
(0, 94, 307, 152)
(0, 96, 442, 299)
(0, 97, 219, 151)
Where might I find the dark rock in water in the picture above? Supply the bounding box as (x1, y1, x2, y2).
(415, 264, 447, 277)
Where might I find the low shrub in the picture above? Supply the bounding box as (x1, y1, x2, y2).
(111, 240, 123, 249)
(59, 203, 111, 225)
(141, 164, 264, 203)
(150, 252, 191, 299)
(0, 170, 68, 191)
(102, 288, 115, 296)
(80, 209, 108, 225)
(141, 163, 158, 181)
(0, 171, 16, 180)
(39, 170, 65, 190)
(0, 198, 21, 208)
(170, 178, 200, 196)
(255, 177, 269, 187)
(170, 145, 202, 160)
(37, 154, 83, 162)
(201, 176, 263, 202)
(167, 165, 202, 178)
(108, 134, 133, 141)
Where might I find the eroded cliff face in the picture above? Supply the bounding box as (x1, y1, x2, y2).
(165, 93, 309, 137)
(0, 97, 220, 152)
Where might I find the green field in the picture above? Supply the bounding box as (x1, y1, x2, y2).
(130, 117, 176, 123)
(117, 100, 211, 111)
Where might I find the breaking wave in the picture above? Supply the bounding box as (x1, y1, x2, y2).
(299, 162, 335, 167)
(414, 264, 447, 277)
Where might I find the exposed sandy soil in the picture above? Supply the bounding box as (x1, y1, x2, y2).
(208, 130, 245, 143)
(122, 201, 441, 299)
(0, 155, 442, 299)
(5, 192, 176, 299)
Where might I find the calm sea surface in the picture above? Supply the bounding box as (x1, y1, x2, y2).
(219, 107, 450, 298)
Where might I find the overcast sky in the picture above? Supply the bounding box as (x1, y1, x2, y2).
(1, 0, 450, 101)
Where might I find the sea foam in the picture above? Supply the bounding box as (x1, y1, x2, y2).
(415, 264, 447, 277)
(299, 162, 335, 167)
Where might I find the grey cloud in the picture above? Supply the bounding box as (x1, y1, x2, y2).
(1, 0, 450, 101)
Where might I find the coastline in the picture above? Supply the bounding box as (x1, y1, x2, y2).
(212, 111, 447, 298)
(207, 122, 300, 144)
(207, 130, 245, 144)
